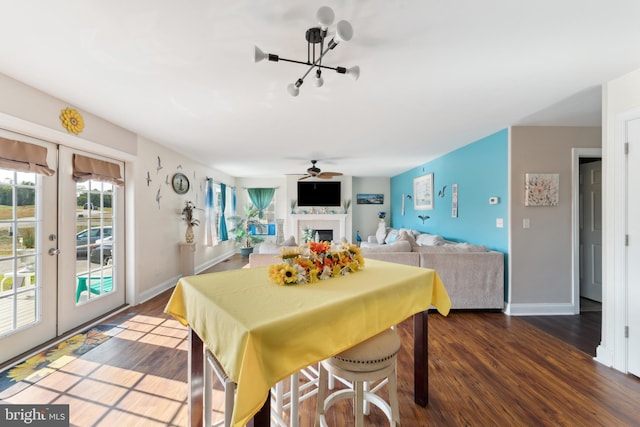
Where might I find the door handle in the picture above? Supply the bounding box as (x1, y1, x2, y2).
(48, 248, 61, 256)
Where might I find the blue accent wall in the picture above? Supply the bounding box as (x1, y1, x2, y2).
(390, 129, 508, 253)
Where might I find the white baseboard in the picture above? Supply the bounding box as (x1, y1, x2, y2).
(595, 344, 614, 367)
(136, 250, 237, 304)
(195, 250, 238, 274)
(504, 302, 575, 316)
(137, 276, 181, 305)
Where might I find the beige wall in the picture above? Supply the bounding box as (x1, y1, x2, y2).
(0, 71, 237, 306)
(133, 138, 237, 301)
(509, 126, 600, 307)
(352, 177, 390, 240)
(0, 73, 136, 156)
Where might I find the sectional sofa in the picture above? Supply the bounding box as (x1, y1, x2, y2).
(248, 229, 505, 310)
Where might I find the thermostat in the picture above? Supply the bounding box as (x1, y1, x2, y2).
(489, 197, 499, 205)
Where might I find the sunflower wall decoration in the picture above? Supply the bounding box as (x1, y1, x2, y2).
(59, 107, 85, 135)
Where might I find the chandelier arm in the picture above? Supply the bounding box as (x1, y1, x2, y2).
(276, 57, 344, 72)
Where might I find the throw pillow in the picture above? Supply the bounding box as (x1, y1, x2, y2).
(280, 235, 297, 247)
(397, 230, 420, 251)
(384, 229, 400, 245)
(415, 233, 444, 246)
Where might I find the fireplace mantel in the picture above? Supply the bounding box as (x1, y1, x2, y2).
(291, 214, 347, 243)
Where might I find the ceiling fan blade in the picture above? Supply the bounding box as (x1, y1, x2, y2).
(318, 171, 343, 178)
(298, 175, 312, 181)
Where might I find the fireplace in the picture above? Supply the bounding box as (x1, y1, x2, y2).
(291, 214, 347, 244)
(315, 229, 333, 241)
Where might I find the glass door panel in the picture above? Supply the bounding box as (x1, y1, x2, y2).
(75, 179, 115, 303)
(0, 133, 57, 363)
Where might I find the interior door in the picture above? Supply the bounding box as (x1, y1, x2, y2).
(627, 118, 640, 377)
(0, 130, 57, 363)
(580, 160, 602, 302)
(57, 147, 125, 334)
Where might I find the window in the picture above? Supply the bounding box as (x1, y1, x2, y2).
(75, 179, 116, 303)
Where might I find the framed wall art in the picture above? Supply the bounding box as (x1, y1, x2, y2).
(413, 173, 433, 210)
(525, 173, 559, 206)
(356, 193, 384, 204)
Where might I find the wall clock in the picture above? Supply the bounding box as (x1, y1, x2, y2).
(171, 172, 190, 194)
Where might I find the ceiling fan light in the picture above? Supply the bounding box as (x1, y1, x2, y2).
(316, 6, 335, 28)
(346, 65, 360, 81)
(253, 45, 267, 63)
(335, 20, 354, 43)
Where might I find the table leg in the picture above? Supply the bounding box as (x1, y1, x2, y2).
(414, 310, 428, 406)
(189, 327, 204, 427)
(247, 395, 270, 427)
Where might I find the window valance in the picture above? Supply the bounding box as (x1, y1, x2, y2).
(0, 137, 55, 176)
(73, 154, 124, 186)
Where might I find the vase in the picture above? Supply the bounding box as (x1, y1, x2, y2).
(185, 224, 195, 244)
(375, 219, 387, 244)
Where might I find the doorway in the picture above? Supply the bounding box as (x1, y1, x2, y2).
(572, 148, 602, 315)
(579, 158, 602, 305)
(0, 130, 126, 364)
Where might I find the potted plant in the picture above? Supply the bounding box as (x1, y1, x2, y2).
(229, 205, 266, 257)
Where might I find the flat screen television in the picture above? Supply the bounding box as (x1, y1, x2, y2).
(297, 181, 341, 207)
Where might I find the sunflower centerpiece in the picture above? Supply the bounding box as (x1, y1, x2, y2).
(268, 241, 365, 286)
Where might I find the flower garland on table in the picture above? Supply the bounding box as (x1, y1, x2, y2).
(269, 241, 365, 286)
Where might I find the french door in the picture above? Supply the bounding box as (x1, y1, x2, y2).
(0, 131, 58, 363)
(57, 146, 125, 334)
(0, 131, 125, 364)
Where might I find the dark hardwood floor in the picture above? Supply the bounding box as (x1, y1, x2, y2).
(3, 256, 636, 426)
(520, 309, 601, 356)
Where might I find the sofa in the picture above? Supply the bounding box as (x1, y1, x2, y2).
(249, 229, 504, 310)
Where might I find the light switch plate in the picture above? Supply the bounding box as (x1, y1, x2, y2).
(496, 218, 504, 228)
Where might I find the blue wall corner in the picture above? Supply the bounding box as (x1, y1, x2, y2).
(390, 129, 508, 253)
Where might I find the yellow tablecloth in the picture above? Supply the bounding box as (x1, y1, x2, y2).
(165, 259, 451, 426)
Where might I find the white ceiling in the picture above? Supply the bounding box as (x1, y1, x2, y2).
(1, 1, 640, 178)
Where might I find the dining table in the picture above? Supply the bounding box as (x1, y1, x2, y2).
(165, 258, 451, 427)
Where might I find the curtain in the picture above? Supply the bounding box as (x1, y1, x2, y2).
(231, 187, 237, 216)
(247, 188, 275, 219)
(205, 179, 215, 246)
(0, 137, 55, 175)
(72, 154, 124, 186)
(219, 183, 229, 241)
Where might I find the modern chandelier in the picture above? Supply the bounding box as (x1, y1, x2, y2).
(253, 6, 360, 97)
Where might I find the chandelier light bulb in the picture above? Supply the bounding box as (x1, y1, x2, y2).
(287, 83, 300, 97)
(314, 76, 324, 87)
(316, 6, 335, 29)
(346, 65, 360, 81)
(253, 45, 267, 63)
(335, 20, 354, 43)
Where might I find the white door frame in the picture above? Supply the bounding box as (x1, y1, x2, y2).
(571, 148, 602, 314)
(596, 106, 640, 371)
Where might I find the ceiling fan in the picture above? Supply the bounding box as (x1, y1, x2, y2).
(298, 160, 343, 180)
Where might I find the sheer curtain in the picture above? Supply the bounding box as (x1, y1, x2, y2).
(231, 187, 237, 216)
(204, 179, 217, 246)
(219, 183, 229, 241)
(247, 188, 275, 219)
